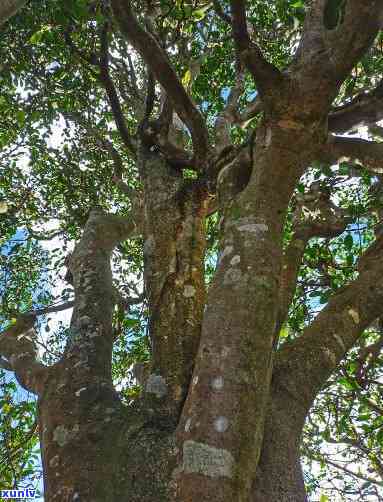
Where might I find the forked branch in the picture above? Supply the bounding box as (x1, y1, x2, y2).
(230, 0, 283, 96)
(111, 0, 209, 167)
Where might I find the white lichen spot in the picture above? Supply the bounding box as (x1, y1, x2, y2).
(49, 455, 60, 468)
(230, 255, 241, 266)
(235, 218, 268, 235)
(183, 440, 234, 478)
(348, 309, 359, 324)
(184, 285, 196, 298)
(323, 348, 336, 367)
(185, 418, 192, 432)
(211, 376, 224, 391)
(224, 268, 242, 285)
(332, 333, 346, 352)
(53, 424, 78, 447)
(75, 387, 87, 397)
(214, 416, 229, 433)
(221, 346, 230, 358)
(73, 493, 80, 501)
(146, 374, 168, 398)
(192, 376, 199, 386)
(143, 235, 155, 256)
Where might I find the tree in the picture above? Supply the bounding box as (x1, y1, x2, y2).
(0, 0, 383, 500)
(0, 0, 26, 26)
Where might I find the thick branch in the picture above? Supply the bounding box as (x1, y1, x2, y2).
(0, 0, 25, 25)
(0, 315, 47, 394)
(111, 0, 209, 167)
(229, 0, 283, 95)
(237, 96, 262, 125)
(320, 136, 383, 175)
(329, 80, 383, 133)
(276, 234, 383, 411)
(64, 209, 138, 378)
(293, 1, 383, 102)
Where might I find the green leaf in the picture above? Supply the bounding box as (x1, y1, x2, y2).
(193, 3, 212, 21)
(16, 110, 26, 126)
(339, 161, 351, 175)
(279, 325, 289, 339)
(182, 69, 192, 88)
(344, 234, 353, 250)
(29, 25, 50, 45)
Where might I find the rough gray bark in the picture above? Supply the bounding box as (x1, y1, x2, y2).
(0, 0, 25, 26)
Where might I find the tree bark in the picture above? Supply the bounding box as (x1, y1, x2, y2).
(0, 0, 25, 26)
(138, 146, 207, 421)
(251, 379, 308, 502)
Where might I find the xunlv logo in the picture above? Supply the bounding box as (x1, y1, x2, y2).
(0, 488, 36, 498)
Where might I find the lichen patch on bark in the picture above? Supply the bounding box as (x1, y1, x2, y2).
(348, 308, 360, 324)
(146, 374, 168, 398)
(182, 440, 234, 478)
(214, 416, 229, 433)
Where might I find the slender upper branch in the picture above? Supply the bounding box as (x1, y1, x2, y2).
(111, 0, 209, 167)
(229, 0, 283, 96)
(329, 80, 383, 133)
(98, 22, 137, 156)
(213, 0, 231, 24)
(214, 72, 245, 151)
(276, 234, 383, 410)
(278, 183, 349, 330)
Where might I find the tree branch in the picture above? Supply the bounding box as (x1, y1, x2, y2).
(276, 234, 383, 411)
(278, 183, 349, 329)
(111, 0, 209, 167)
(292, 1, 383, 101)
(0, 0, 25, 26)
(229, 0, 283, 95)
(320, 136, 383, 175)
(63, 209, 140, 377)
(213, 0, 232, 24)
(307, 450, 383, 487)
(214, 72, 245, 151)
(0, 315, 47, 394)
(329, 80, 383, 133)
(98, 22, 137, 156)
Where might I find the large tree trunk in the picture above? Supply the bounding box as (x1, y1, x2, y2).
(252, 382, 308, 502)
